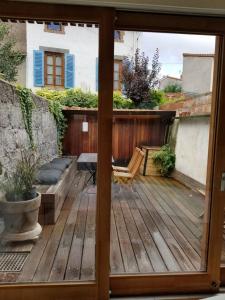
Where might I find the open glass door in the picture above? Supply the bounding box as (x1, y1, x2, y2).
(110, 12, 225, 296)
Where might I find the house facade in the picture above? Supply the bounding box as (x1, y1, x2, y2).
(24, 22, 140, 92)
(159, 75, 182, 90)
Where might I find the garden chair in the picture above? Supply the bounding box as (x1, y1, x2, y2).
(112, 147, 139, 173)
(113, 148, 144, 185)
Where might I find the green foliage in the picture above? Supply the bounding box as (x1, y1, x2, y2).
(163, 84, 182, 93)
(0, 171, 24, 202)
(112, 91, 134, 109)
(48, 100, 67, 154)
(17, 86, 35, 149)
(36, 88, 134, 109)
(15, 150, 40, 200)
(0, 23, 25, 82)
(152, 144, 176, 177)
(0, 150, 40, 202)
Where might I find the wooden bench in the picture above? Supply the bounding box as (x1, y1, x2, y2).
(37, 158, 77, 225)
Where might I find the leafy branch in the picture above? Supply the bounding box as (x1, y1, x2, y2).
(17, 86, 35, 149)
(48, 100, 67, 154)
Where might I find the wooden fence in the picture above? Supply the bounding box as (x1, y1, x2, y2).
(63, 108, 176, 163)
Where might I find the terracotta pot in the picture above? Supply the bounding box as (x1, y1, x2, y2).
(0, 193, 42, 242)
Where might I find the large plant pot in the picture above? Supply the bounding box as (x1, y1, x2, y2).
(0, 193, 42, 242)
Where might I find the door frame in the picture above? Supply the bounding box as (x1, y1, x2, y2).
(110, 10, 225, 296)
(0, 2, 225, 299)
(0, 2, 114, 300)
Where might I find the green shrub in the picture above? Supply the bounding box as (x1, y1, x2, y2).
(113, 91, 134, 109)
(163, 84, 182, 93)
(36, 88, 134, 109)
(152, 144, 176, 177)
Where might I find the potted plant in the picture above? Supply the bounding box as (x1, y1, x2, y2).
(0, 150, 42, 242)
(152, 144, 176, 177)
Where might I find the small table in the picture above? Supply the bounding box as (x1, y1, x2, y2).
(77, 153, 114, 185)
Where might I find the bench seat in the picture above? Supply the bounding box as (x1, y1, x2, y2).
(36, 158, 77, 225)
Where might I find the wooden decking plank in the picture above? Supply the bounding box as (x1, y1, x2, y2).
(134, 181, 201, 271)
(0, 272, 18, 283)
(32, 209, 68, 282)
(65, 192, 89, 281)
(110, 205, 125, 274)
(146, 176, 202, 239)
(18, 225, 54, 282)
(112, 191, 139, 273)
(161, 177, 204, 217)
(119, 193, 154, 273)
(48, 182, 83, 281)
(155, 177, 200, 224)
(141, 176, 201, 253)
(123, 187, 168, 272)
(126, 185, 181, 272)
(0, 241, 34, 253)
(61, 170, 82, 211)
(80, 193, 96, 281)
(133, 181, 195, 271)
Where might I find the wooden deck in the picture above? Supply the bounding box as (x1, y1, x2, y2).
(0, 173, 206, 283)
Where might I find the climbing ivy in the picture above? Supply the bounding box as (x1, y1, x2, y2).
(48, 100, 67, 154)
(17, 86, 35, 149)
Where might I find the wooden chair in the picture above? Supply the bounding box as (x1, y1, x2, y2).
(113, 148, 144, 185)
(112, 147, 139, 173)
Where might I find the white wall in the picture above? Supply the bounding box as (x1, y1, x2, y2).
(159, 76, 181, 90)
(182, 55, 214, 94)
(175, 117, 210, 185)
(26, 23, 140, 92)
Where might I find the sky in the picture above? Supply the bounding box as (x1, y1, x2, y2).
(139, 32, 216, 78)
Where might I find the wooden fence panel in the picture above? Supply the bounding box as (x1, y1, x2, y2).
(63, 109, 175, 162)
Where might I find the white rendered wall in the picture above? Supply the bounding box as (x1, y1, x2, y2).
(175, 117, 210, 185)
(26, 23, 140, 92)
(182, 56, 214, 94)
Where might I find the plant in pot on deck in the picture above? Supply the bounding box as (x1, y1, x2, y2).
(0, 150, 42, 242)
(152, 144, 176, 177)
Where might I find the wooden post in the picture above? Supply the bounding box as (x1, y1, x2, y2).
(96, 8, 115, 300)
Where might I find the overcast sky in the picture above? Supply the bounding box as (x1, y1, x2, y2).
(139, 32, 216, 78)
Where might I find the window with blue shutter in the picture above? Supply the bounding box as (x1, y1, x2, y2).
(65, 54, 75, 89)
(96, 57, 98, 92)
(33, 50, 44, 87)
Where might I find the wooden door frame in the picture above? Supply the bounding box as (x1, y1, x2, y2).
(1, 2, 225, 299)
(0, 2, 114, 300)
(110, 11, 225, 297)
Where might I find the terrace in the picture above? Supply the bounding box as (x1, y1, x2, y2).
(0, 170, 205, 283)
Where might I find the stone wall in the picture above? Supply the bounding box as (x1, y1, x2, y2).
(0, 79, 58, 178)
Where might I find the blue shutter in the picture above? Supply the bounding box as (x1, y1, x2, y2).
(96, 57, 99, 92)
(33, 50, 44, 87)
(65, 54, 75, 89)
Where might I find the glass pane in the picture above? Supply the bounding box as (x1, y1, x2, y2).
(56, 56, 62, 66)
(47, 22, 61, 31)
(114, 63, 119, 71)
(47, 75, 53, 84)
(114, 81, 119, 90)
(56, 66, 62, 75)
(55, 76, 62, 85)
(111, 30, 216, 276)
(114, 72, 119, 81)
(0, 21, 98, 295)
(47, 56, 53, 65)
(47, 66, 53, 74)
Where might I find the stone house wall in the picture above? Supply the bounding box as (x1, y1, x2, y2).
(0, 79, 58, 178)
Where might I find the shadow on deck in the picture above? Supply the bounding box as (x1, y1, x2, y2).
(0, 173, 206, 283)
